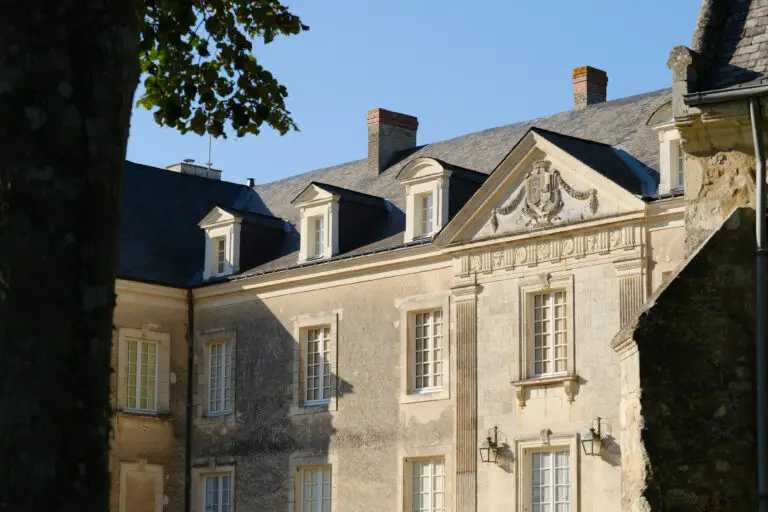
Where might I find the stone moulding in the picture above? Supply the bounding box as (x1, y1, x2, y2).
(457, 223, 639, 277)
(512, 374, 579, 409)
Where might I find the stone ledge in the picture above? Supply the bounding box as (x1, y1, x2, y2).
(511, 374, 579, 409)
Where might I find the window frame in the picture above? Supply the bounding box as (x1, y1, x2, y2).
(303, 325, 332, 406)
(518, 275, 576, 382)
(415, 192, 434, 238)
(672, 139, 685, 189)
(291, 315, 338, 415)
(207, 339, 233, 416)
(214, 237, 227, 275)
(116, 327, 171, 415)
(515, 434, 580, 512)
(196, 328, 237, 422)
(404, 456, 447, 512)
(125, 338, 160, 412)
(309, 215, 326, 259)
(398, 295, 451, 404)
(410, 309, 444, 394)
(203, 472, 233, 512)
(530, 290, 569, 378)
(297, 465, 332, 512)
(192, 465, 236, 512)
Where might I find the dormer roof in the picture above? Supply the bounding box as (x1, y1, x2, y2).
(118, 88, 672, 286)
(291, 182, 388, 210)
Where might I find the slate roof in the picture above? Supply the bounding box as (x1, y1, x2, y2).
(691, 0, 768, 92)
(119, 88, 672, 287)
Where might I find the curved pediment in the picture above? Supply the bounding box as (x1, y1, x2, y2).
(397, 157, 447, 183)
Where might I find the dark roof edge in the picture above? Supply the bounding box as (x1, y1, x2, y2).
(291, 181, 389, 209)
(684, 83, 768, 106)
(530, 126, 617, 149)
(193, 238, 435, 288)
(116, 273, 187, 290)
(642, 189, 685, 202)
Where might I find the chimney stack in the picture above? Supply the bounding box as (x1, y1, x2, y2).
(572, 66, 608, 110)
(166, 160, 222, 180)
(367, 108, 418, 176)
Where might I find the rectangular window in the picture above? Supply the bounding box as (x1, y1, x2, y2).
(213, 237, 226, 274)
(531, 450, 570, 512)
(673, 140, 685, 189)
(532, 291, 567, 377)
(418, 193, 433, 237)
(413, 310, 443, 392)
(305, 327, 331, 404)
(312, 217, 325, 258)
(204, 474, 232, 512)
(208, 341, 232, 415)
(126, 339, 158, 411)
(410, 458, 445, 512)
(299, 466, 332, 512)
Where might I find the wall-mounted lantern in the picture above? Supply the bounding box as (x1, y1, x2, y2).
(479, 426, 501, 464)
(581, 417, 604, 457)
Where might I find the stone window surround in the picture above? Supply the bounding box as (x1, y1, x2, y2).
(288, 453, 339, 512)
(116, 326, 171, 415)
(403, 172, 450, 243)
(291, 314, 339, 416)
(191, 462, 236, 512)
(298, 199, 339, 264)
(119, 460, 164, 512)
(202, 219, 241, 280)
(513, 274, 578, 409)
(397, 445, 452, 512)
(514, 432, 580, 512)
(195, 328, 237, 425)
(397, 294, 451, 404)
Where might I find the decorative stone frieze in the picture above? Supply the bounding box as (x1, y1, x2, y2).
(457, 223, 639, 277)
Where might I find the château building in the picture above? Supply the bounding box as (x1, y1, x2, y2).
(110, 0, 768, 510)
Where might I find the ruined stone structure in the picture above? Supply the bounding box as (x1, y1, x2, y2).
(109, 1, 768, 511)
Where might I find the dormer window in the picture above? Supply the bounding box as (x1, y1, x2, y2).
(397, 158, 452, 243)
(417, 193, 434, 238)
(311, 216, 325, 258)
(650, 105, 685, 194)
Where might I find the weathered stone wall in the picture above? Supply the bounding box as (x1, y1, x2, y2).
(622, 208, 758, 510)
(193, 265, 455, 511)
(111, 289, 189, 512)
(683, 151, 755, 256)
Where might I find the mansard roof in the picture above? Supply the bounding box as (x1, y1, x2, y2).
(691, 0, 768, 92)
(119, 88, 672, 287)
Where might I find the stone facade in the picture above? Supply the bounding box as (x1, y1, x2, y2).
(615, 208, 758, 511)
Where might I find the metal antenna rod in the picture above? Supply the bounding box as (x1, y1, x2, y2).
(207, 133, 212, 170)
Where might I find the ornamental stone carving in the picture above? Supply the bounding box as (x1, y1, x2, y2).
(490, 160, 599, 231)
(457, 223, 639, 276)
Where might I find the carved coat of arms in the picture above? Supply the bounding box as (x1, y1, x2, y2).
(490, 160, 598, 231)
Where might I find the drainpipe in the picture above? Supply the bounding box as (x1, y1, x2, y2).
(750, 96, 768, 511)
(686, 90, 767, 509)
(184, 288, 194, 512)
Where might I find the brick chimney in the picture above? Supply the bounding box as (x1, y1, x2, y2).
(572, 66, 608, 110)
(367, 108, 418, 175)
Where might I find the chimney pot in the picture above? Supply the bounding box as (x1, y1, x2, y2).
(367, 108, 418, 176)
(572, 66, 608, 110)
(246, 178, 255, 188)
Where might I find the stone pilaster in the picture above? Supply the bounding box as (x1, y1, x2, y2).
(614, 258, 646, 327)
(452, 281, 480, 512)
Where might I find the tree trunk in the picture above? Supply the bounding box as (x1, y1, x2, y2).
(0, 1, 141, 509)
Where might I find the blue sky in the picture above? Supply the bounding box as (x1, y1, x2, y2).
(126, 0, 702, 186)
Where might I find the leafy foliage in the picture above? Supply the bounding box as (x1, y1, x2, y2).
(137, 0, 308, 138)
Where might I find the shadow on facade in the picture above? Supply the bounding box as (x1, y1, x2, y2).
(192, 297, 355, 509)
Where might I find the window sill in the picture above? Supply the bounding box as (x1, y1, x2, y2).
(290, 401, 333, 416)
(116, 409, 171, 421)
(511, 374, 579, 409)
(400, 388, 450, 404)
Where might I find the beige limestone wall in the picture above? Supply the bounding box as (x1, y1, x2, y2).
(110, 290, 188, 512)
(647, 216, 685, 293)
(472, 252, 626, 512)
(192, 262, 456, 511)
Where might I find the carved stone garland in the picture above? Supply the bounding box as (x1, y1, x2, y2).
(491, 160, 599, 232)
